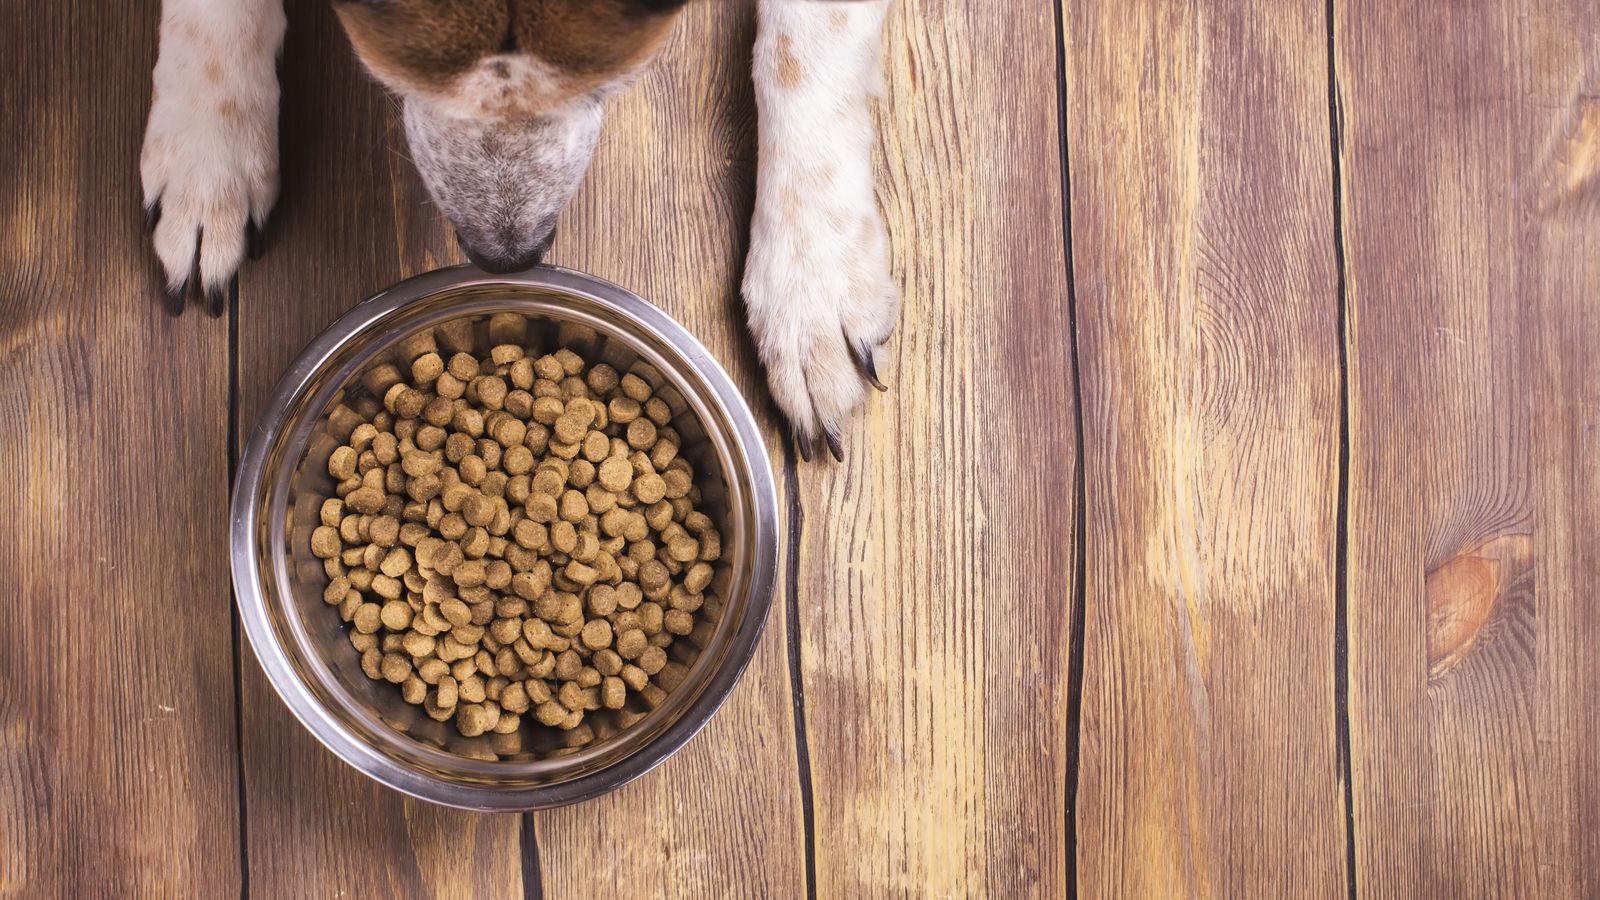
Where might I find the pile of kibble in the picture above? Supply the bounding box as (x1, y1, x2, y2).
(308, 319, 721, 747)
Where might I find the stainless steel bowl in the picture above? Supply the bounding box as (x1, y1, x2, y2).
(231, 266, 779, 810)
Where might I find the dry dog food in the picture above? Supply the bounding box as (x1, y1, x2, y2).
(309, 319, 722, 750)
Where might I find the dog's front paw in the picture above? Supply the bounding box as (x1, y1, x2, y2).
(140, 3, 284, 315)
(743, 197, 898, 461)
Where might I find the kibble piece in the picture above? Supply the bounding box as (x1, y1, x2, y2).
(456, 703, 490, 737)
(550, 521, 578, 554)
(633, 473, 667, 505)
(411, 352, 444, 385)
(615, 628, 648, 660)
(664, 609, 694, 635)
(620, 373, 652, 402)
(379, 600, 414, 631)
(380, 653, 412, 684)
(558, 489, 588, 522)
(535, 699, 567, 727)
(625, 418, 657, 450)
(581, 619, 613, 650)
(353, 603, 383, 634)
(601, 677, 626, 710)
(620, 664, 648, 691)
(310, 526, 341, 559)
(637, 645, 667, 675)
(597, 456, 633, 493)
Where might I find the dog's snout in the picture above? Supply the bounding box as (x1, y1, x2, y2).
(457, 232, 552, 275)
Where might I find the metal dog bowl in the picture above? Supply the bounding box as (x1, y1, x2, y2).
(230, 265, 779, 810)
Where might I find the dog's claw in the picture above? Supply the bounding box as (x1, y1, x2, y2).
(795, 430, 814, 464)
(851, 340, 888, 392)
(246, 218, 265, 260)
(824, 428, 844, 462)
(162, 281, 187, 316)
(144, 199, 162, 235)
(204, 276, 231, 318)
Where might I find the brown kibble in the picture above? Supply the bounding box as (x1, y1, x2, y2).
(601, 677, 626, 710)
(607, 396, 640, 424)
(558, 489, 588, 522)
(526, 492, 558, 524)
(581, 619, 613, 650)
(380, 652, 412, 684)
(620, 664, 648, 691)
(550, 520, 578, 554)
(637, 645, 667, 675)
(554, 347, 584, 376)
(318, 339, 720, 743)
(633, 473, 667, 504)
(585, 363, 619, 394)
(664, 609, 694, 635)
(620, 373, 652, 402)
(441, 598, 472, 628)
(597, 456, 633, 493)
(532, 396, 565, 424)
(644, 396, 671, 426)
(456, 703, 490, 737)
(552, 650, 581, 683)
(626, 418, 657, 450)
(380, 600, 413, 631)
(662, 467, 692, 499)
(310, 526, 341, 559)
(411, 351, 444, 385)
(616, 628, 647, 660)
(535, 699, 567, 726)
(328, 446, 358, 481)
(534, 355, 564, 381)
(353, 603, 382, 634)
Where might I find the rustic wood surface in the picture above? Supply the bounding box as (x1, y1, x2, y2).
(2, 0, 1597, 897)
(1061, 1, 1346, 896)
(1336, 1, 1600, 896)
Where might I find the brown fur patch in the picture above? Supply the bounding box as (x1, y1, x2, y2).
(334, 0, 507, 92)
(830, 9, 849, 31)
(335, 0, 684, 106)
(775, 35, 803, 90)
(513, 0, 681, 80)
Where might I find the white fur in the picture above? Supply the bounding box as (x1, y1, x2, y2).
(744, 0, 897, 452)
(140, 0, 284, 294)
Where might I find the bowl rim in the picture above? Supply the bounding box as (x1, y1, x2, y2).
(230, 264, 780, 810)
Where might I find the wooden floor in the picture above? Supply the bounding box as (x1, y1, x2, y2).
(3, 0, 1598, 896)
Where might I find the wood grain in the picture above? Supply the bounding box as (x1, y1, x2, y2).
(792, 1, 1076, 894)
(1336, 0, 1600, 895)
(533, 2, 808, 896)
(232, 2, 523, 895)
(0, 0, 243, 894)
(1061, 1, 1347, 896)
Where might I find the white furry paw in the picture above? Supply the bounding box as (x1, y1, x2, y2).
(140, 0, 285, 315)
(742, 199, 898, 461)
(746, 0, 897, 460)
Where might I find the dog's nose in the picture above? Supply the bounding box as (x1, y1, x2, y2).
(457, 233, 552, 274)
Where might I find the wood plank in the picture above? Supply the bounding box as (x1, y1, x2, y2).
(533, 1, 808, 895)
(792, 1, 1075, 894)
(1336, 1, 1600, 895)
(1061, 1, 1347, 895)
(0, 0, 243, 894)
(233, 2, 522, 894)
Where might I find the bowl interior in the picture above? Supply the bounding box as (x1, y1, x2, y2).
(237, 271, 775, 805)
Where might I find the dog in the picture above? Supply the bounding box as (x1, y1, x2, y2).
(140, 0, 898, 458)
